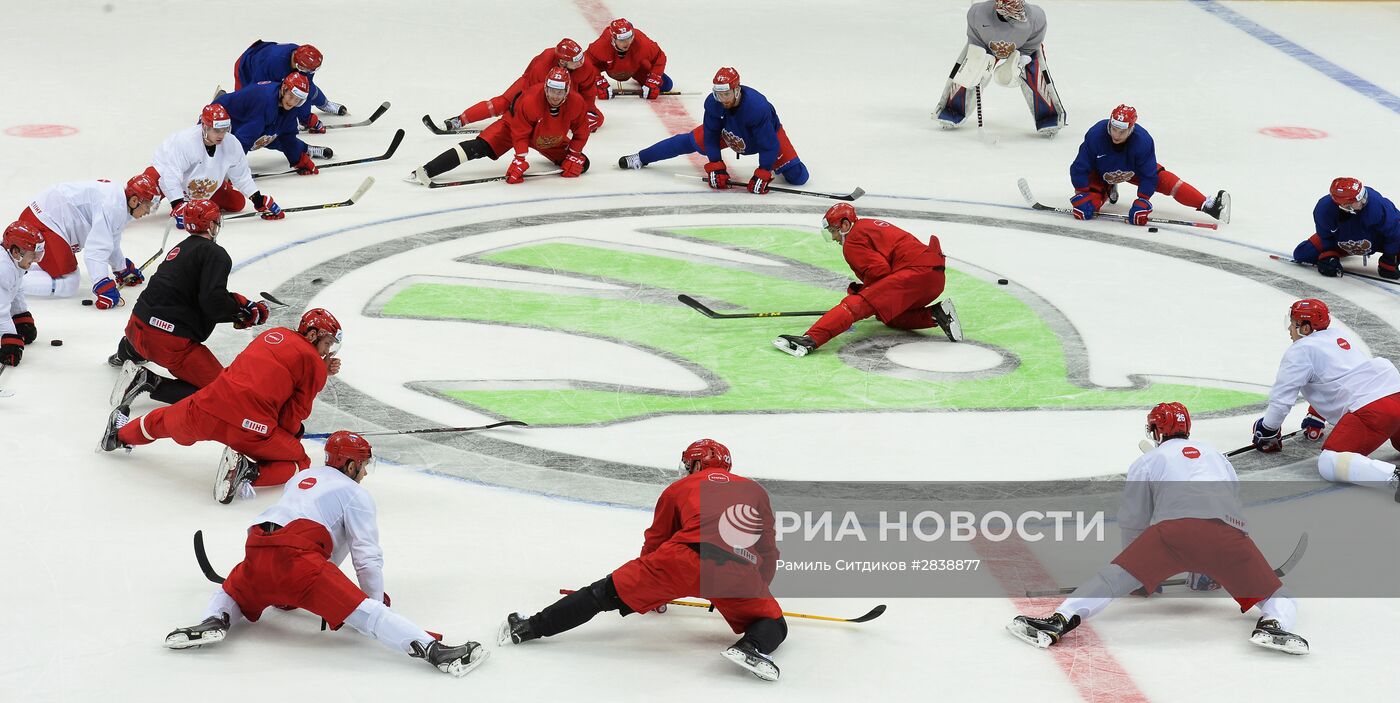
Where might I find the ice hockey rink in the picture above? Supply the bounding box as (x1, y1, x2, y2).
(4, 0, 1400, 700)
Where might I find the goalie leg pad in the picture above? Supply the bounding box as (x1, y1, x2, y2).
(952, 44, 995, 89)
(1019, 49, 1067, 133)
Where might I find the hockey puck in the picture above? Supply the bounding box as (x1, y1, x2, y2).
(997, 278, 1009, 285)
(311, 277, 324, 284)
(1148, 227, 1159, 233)
(81, 299, 93, 306)
(50, 339, 63, 346)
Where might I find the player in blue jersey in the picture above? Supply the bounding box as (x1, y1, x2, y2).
(233, 41, 345, 135)
(1291, 178, 1400, 279)
(1069, 104, 1229, 226)
(617, 67, 809, 194)
(214, 74, 329, 176)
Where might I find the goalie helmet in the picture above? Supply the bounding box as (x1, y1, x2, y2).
(325, 430, 374, 474)
(995, 0, 1028, 22)
(182, 200, 222, 236)
(2, 221, 45, 260)
(556, 38, 584, 65)
(1146, 402, 1191, 443)
(1109, 104, 1138, 130)
(282, 72, 311, 104)
(680, 438, 732, 475)
(200, 103, 231, 131)
(1329, 177, 1364, 208)
(292, 44, 323, 74)
(1289, 298, 1330, 331)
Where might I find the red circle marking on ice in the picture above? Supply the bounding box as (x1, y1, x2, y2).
(298, 477, 317, 489)
(4, 124, 78, 138)
(1337, 337, 1351, 350)
(1181, 446, 1201, 459)
(1259, 126, 1327, 140)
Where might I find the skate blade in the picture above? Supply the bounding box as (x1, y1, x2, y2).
(496, 616, 522, 646)
(1005, 620, 1054, 649)
(936, 300, 964, 342)
(213, 449, 241, 505)
(444, 646, 490, 677)
(721, 647, 780, 682)
(772, 338, 809, 357)
(110, 360, 139, 407)
(1250, 631, 1309, 655)
(165, 629, 225, 650)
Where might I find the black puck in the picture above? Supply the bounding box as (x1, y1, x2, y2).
(50, 339, 63, 346)
(81, 299, 93, 306)
(1148, 227, 1159, 233)
(997, 278, 1009, 285)
(311, 277, 324, 284)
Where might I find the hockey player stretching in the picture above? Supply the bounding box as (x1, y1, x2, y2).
(214, 73, 329, 176)
(1290, 178, 1400, 279)
(774, 203, 960, 357)
(500, 439, 789, 682)
(935, 0, 1065, 135)
(586, 18, 673, 100)
(439, 38, 603, 134)
(164, 431, 488, 677)
(233, 41, 347, 134)
(1251, 298, 1400, 500)
(0, 222, 44, 368)
(1009, 403, 1308, 655)
(1070, 105, 1229, 226)
(147, 104, 283, 223)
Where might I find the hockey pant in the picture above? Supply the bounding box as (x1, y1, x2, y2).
(604, 70, 674, 92)
(118, 398, 310, 486)
(15, 208, 79, 298)
(120, 316, 220, 403)
(805, 267, 947, 347)
(636, 125, 809, 185)
(937, 45, 1064, 132)
(1080, 166, 1208, 211)
(420, 123, 592, 179)
(1316, 393, 1400, 487)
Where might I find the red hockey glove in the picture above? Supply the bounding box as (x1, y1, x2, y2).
(12, 311, 36, 344)
(594, 75, 614, 100)
(117, 258, 144, 287)
(1070, 189, 1096, 220)
(585, 110, 603, 133)
(294, 152, 319, 176)
(641, 74, 663, 100)
(92, 277, 121, 310)
(305, 114, 327, 135)
(506, 153, 530, 184)
(704, 161, 729, 190)
(230, 293, 269, 330)
(747, 168, 772, 195)
(256, 194, 284, 220)
(0, 333, 23, 367)
(1301, 407, 1326, 442)
(1128, 197, 1153, 226)
(561, 150, 587, 178)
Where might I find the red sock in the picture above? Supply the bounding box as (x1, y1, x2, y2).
(462, 96, 508, 124)
(805, 295, 875, 346)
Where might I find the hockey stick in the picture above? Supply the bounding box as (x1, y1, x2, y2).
(1268, 255, 1398, 284)
(557, 588, 885, 623)
(1225, 429, 1304, 457)
(1024, 532, 1308, 598)
(426, 169, 563, 189)
(0, 365, 13, 399)
(420, 114, 483, 137)
(119, 222, 178, 290)
(612, 89, 697, 97)
(299, 101, 390, 132)
(1017, 178, 1219, 231)
(259, 292, 288, 307)
(678, 294, 826, 319)
(193, 530, 226, 584)
(671, 173, 865, 201)
(302, 420, 528, 440)
(226, 176, 375, 220)
(252, 129, 405, 179)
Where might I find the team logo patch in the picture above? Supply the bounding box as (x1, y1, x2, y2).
(1102, 170, 1135, 184)
(721, 129, 747, 153)
(988, 40, 1016, 60)
(242, 419, 269, 434)
(1181, 446, 1201, 459)
(1337, 239, 1373, 256)
(265, 331, 284, 344)
(1337, 337, 1352, 350)
(148, 316, 175, 332)
(612, 70, 634, 81)
(186, 178, 218, 200)
(707, 472, 730, 483)
(298, 477, 317, 489)
(165, 246, 180, 262)
(534, 135, 564, 150)
(252, 135, 275, 150)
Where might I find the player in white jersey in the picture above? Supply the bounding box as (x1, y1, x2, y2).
(1, 223, 44, 368)
(163, 431, 489, 677)
(1251, 298, 1400, 500)
(13, 173, 161, 307)
(1007, 403, 1308, 655)
(934, 0, 1066, 136)
(148, 104, 284, 226)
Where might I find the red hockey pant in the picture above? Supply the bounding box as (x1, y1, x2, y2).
(690, 124, 799, 173)
(806, 267, 947, 347)
(119, 398, 309, 486)
(611, 541, 782, 635)
(1322, 393, 1400, 455)
(1112, 518, 1282, 612)
(125, 316, 224, 388)
(477, 119, 571, 164)
(222, 519, 368, 629)
(1082, 165, 1206, 210)
(18, 208, 77, 279)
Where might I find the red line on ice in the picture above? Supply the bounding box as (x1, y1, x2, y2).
(973, 537, 1151, 703)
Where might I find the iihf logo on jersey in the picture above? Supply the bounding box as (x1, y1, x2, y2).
(1102, 170, 1135, 184)
(1337, 239, 1374, 256)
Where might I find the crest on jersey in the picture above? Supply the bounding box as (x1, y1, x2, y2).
(534, 135, 564, 150)
(1337, 239, 1373, 256)
(186, 178, 218, 200)
(988, 41, 1016, 60)
(1103, 170, 1135, 184)
(252, 135, 275, 150)
(721, 129, 747, 154)
(612, 70, 634, 81)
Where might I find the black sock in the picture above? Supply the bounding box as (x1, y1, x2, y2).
(150, 377, 199, 404)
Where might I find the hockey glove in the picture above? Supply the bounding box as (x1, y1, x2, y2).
(847, 282, 864, 295)
(1316, 255, 1342, 278)
(256, 194, 284, 220)
(1186, 572, 1220, 591)
(506, 153, 530, 184)
(586, 110, 603, 133)
(1252, 418, 1283, 453)
(594, 75, 614, 100)
(642, 74, 663, 100)
(0, 333, 23, 366)
(747, 168, 772, 195)
(294, 152, 319, 176)
(92, 277, 121, 310)
(12, 311, 36, 344)
(1381, 253, 1400, 280)
(305, 114, 327, 135)
(1070, 189, 1097, 220)
(1128, 197, 1153, 226)
(704, 161, 730, 190)
(383, 592, 391, 607)
(1301, 407, 1326, 442)
(171, 200, 187, 230)
(561, 150, 587, 178)
(117, 258, 144, 287)
(229, 293, 269, 330)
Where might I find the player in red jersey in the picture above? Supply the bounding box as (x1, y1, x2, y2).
(99, 307, 343, 504)
(585, 18, 673, 100)
(499, 439, 789, 682)
(438, 38, 603, 133)
(408, 67, 591, 185)
(774, 204, 962, 357)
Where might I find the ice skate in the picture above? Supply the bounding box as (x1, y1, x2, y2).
(1107, 184, 1120, 205)
(1006, 612, 1080, 648)
(773, 334, 816, 358)
(930, 299, 963, 342)
(317, 100, 347, 116)
(404, 166, 431, 187)
(617, 154, 643, 170)
(721, 640, 780, 682)
(1201, 190, 1231, 224)
(164, 613, 230, 650)
(98, 404, 131, 453)
(307, 145, 334, 160)
(443, 116, 464, 132)
(110, 360, 155, 407)
(213, 447, 259, 505)
(497, 612, 539, 645)
(1249, 618, 1309, 655)
(1390, 467, 1400, 503)
(410, 639, 489, 677)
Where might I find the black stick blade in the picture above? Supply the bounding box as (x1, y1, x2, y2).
(847, 604, 886, 623)
(193, 530, 226, 584)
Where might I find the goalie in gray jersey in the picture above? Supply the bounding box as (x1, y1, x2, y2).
(934, 0, 1066, 136)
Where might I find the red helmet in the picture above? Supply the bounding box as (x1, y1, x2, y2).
(3, 221, 45, 260)
(1109, 104, 1138, 129)
(298, 307, 343, 349)
(182, 200, 222, 235)
(200, 103, 231, 131)
(1147, 402, 1191, 442)
(282, 72, 311, 103)
(292, 44, 323, 73)
(544, 66, 570, 91)
(608, 18, 635, 42)
(125, 172, 162, 202)
(555, 38, 584, 64)
(1289, 298, 1330, 331)
(995, 0, 1028, 21)
(1330, 177, 1364, 206)
(325, 430, 373, 471)
(823, 202, 857, 234)
(680, 438, 732, 474)
(712, 67, 740, 94)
